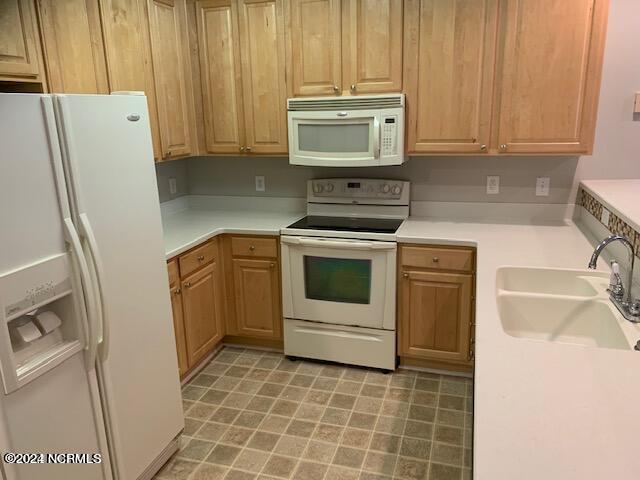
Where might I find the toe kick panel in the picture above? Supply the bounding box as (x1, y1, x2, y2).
(284, 319, 396, 370)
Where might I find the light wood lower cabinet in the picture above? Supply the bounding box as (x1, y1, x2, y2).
(398, 244, 475, 371)
(223, 235, 283, 342)
(167, 238, 224, 378)
(181, 261, 224, 365)
(232, 258, 281, 339)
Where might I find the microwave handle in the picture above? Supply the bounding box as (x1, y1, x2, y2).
(373, 117, 381, 159)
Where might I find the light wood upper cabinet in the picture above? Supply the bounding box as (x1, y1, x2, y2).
(238, 0, 288, 154)
(36, 0, 109, 94)
(148, 0, 197, 160)
(400, 269, 473, 363)
(342, 0, 403, 94)
(0, 0, 45, 82)
(100, 0, 163, 158)
(495, 0, 609, 154)
(195, 0, 245, 154)
(181, 261, 224, 366)
(286, 0, 342, 96)
(232, 258, 282, 339)
(404, 0, 498, 154)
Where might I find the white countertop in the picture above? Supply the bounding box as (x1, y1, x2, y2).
(398, 218, 640, 480)
(581, 179, 640, 232)
(162, 208, 304, 258)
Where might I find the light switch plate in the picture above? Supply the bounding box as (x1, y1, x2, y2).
(601, 207, 611, 227)
(535, 177, 550, 196)
(486, 175, 500, 195)
(634, 92, 640, 114)
(255, 175, 265, 192)
(168, 178, 177, 195)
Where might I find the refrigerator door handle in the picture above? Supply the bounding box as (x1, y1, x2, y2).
(63, 218, 99, 369)
(78, 213, 109, 361)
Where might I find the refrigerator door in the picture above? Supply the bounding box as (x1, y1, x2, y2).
(0, 93, 111, 480)
(54, 94, 184, 480)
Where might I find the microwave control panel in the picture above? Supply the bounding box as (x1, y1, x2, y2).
(381, 116, 398, 157)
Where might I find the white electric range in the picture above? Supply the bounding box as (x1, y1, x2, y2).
(280, 178, 409, 371)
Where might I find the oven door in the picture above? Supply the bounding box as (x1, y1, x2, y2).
(287, 109, 381, 167)
(281, 236, 396, 330)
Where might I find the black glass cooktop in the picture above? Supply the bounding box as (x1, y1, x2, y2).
(287, 216, 403, 234)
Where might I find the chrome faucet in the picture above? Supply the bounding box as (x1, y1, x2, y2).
(588, 234, 640, 322)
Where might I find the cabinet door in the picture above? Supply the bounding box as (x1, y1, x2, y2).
(182, 262, 223, 366)
(404, 0, 498, 154)
(286, 0, 342, 97)
(342, 0, 403, 94)
(100, 0, 163, 159)
(195, 0, 246, 154)
(0, 0, 43, 79)
(170, 285, 189, 376)
(238, 0, 288, 154)
(232, 258, 281, 339)
(400, 270, 472, 363)
(36, 0, 109, 93)
(148, 0, 196, 160)
(495, 0, 608, 154)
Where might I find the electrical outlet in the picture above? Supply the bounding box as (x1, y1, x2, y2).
(255, 175, 265, 192)
(168, 177, 177, 195)
(486, 175, 500, 195)
(601, 207, 611, 227)
(535, 177, 550, 196)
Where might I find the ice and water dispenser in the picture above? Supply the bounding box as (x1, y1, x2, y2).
(0, 252, 86, 393)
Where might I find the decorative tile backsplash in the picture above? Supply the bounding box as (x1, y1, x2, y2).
(579, 188, 640, 258)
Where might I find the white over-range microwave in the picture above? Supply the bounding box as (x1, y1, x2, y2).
(287, 94, 405, 167)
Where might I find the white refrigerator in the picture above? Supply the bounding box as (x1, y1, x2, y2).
(0, 93, 184, 480)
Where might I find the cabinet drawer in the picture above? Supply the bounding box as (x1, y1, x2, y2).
(167, 259, 179, 286)
(231, 236, 277, 258)
(179, 240, 218, 277)
(401, 246, 474, 272)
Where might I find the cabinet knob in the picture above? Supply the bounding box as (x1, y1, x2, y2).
(245, 146, 252, 152)
(174, 288, 181, 295)
(350, 84, 356, 92)
(184, 282, 191, 288)
(500, 144, 507, 151)
(432, 257, 440, 263)
(240, 146, 246, 152)
(480, 144, 487, 151)
(269, 262, 275, 268)
(402, 272, 409, 278)
(197, 255, 205, 261)
(167, 150, 172, 157)
(249, 245, 256, 251)
(333, 85, 339, 93)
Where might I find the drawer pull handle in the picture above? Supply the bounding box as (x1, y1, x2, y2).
(184, 282, 191, 288)
(197, 255, 205, 261)
(249, 245, 256, 251)
(432, 257, 440, 263)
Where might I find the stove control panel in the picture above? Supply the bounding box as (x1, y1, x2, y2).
(309, 178, 410, 204)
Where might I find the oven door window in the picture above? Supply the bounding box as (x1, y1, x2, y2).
(303, 256, 371, 304)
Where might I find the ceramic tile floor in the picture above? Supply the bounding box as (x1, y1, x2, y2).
(155, 347, 473, 480)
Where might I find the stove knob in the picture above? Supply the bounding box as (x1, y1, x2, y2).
(391, 184, 402, 195)
(325, 182, 334, 193)
(381, 183, 390, 194)
(313, 183, 324, 194)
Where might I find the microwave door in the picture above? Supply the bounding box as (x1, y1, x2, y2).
(288, 110, 380, 167)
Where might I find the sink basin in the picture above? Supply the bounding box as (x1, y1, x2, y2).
(496, 266, 608, 297)
(498, 295, 629, 350)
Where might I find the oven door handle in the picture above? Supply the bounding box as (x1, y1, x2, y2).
(282, 236, 396, 251)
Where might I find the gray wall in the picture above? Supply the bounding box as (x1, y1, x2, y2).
(156, 0, 640, 205)
(155, 158, 188, 203)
